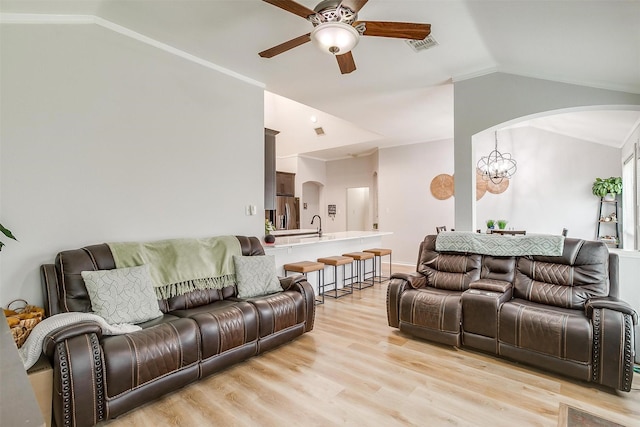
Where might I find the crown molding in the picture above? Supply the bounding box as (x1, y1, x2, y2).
(0, 13, 265, 89)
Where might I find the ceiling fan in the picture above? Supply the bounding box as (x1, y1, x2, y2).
(259, 0, 431, 74)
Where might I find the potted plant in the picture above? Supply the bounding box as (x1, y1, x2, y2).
(0, 223, 16, 251)
(497, 219, 508, 230)
(486, 219, 495, 230)
(592, 177, 622, 201)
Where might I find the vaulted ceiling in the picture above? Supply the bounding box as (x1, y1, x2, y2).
(2, 0, 639, 159)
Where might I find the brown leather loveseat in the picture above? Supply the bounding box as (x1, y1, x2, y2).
(39, 236, 315, 426)
(387, 234, 637, 391)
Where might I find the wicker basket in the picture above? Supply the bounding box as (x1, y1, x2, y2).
(4, 299, 45, 348)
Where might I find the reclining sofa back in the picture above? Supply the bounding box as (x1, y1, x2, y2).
(42, 235, 264, 316)
(417, 236, 518, 290)
(416, 235, 615, 303)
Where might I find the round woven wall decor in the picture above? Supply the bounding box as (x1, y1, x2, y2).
(475, 169, 488, 200)
(476, 179, 488, 200)
(430, 174, 454, 200)
(486, 177, 510, 194)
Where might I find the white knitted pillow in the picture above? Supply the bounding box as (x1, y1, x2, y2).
(233, 255, 283, 298)
(81, 264, 163, 325)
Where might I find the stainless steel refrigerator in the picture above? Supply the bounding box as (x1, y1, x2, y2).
(276, 196, 299, 230)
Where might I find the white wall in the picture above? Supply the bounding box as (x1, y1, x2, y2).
(0, 23, 265, 307)
(475, 127, 621, 239)
(301, 182, 320, 227)
(454, 72, 640, 231)
(378, 139, 455, 265)
(324, 154, 377, 233)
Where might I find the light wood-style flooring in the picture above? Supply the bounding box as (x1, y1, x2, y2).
(102, 264, 639, 426)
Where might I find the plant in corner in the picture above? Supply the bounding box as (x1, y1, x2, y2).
(592, 177, 622, 199)
(0, 223, 17, 251)
(497, 219, 508, 230)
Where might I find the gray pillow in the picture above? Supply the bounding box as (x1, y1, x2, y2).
(81, 264, 163, 325)
(233, 255, 283, 298)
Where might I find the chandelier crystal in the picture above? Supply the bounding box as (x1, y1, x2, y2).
(477, 131, 517, 184)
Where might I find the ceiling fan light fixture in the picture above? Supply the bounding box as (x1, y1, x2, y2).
(311, 21, 359, 55)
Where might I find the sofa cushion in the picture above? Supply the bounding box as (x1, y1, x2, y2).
(398, 288, 464, 347)
(399, 288, 463, 334)
(514, 239, 610, 309)
(173, 300, 259, 359)
(498, 299, 592, 364)
(81, 264, 163, 325)
(417, 235, 481, 291)
(101, 317, 200, 398)
(233, 255, 283, 298)
(243, 291, 307, 338)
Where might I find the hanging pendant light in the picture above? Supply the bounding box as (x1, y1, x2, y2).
(477, 131, 517, 184)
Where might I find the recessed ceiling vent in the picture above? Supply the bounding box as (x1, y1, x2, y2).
(406, 35, 438, 52)
(314, 127, 326, 136)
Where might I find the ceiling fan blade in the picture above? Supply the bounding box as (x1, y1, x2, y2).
(262, 0, 316, 19)
(339, 0, 369, 13)
(336, 51, 356, 74)
(357, 21, 431, 40)
(259, 33, 311, 58)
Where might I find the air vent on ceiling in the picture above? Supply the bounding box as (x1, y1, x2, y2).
(406, 35, 439, 52)
(314, 127, 325, 136)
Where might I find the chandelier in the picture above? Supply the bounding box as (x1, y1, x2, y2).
(477, 131, 517, 184)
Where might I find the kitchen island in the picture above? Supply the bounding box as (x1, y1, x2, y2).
(264, 231, 392, 295)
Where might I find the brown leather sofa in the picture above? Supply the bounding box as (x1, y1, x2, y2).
(387, 235, 637, 391)
(40, 236, 315, 426)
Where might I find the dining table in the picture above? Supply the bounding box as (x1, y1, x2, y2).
(489, 229, 526, 235)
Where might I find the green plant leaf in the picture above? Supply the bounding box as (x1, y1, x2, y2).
(0, 223, 16, 240)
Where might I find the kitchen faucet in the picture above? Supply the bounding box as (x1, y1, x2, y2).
(311, 215, 322, 237)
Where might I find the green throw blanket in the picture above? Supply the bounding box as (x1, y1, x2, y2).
(435, 231, 564, 256)
(108, 236, 242, 299)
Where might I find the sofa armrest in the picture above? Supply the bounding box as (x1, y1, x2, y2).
(390, 272, 427, 289)
(469, 279, 513, 295)
(279, 275, 315, 332)
(387, 272, 426, 328)
(43, 321, 103, 357)
(585, 297, 638, 324)
(49, 329, 106, 426)
(586, 297, 637, 391)
(279, 274, 306, 291)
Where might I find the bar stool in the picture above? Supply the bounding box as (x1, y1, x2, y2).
(363, 248, 392, 283)
(317, 256, 354, 298)
(341, 252, 375, 290)
(283, 261, 325, 305)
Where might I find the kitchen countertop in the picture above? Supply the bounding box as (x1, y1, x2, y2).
(264, 230, 392, 248)
(270, 229, 319, 237)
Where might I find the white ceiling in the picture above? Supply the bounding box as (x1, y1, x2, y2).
(2, 0, 639, 160)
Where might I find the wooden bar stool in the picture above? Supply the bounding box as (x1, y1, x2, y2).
(317, 256, 354, 299)
(364, 248, 392, 283)
(341, 252, 375, 290)
(283, 261, 325, 305)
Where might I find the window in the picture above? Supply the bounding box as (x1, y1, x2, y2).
(621, 143, 639, 250)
